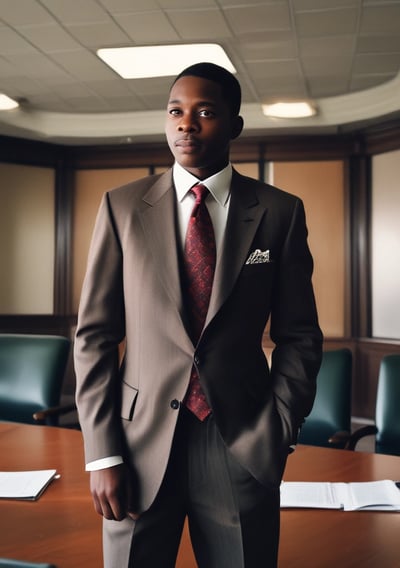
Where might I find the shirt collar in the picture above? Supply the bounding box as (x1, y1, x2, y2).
(173, 162, 232, 207)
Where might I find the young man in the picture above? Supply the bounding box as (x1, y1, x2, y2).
(74, 62, 323, 567)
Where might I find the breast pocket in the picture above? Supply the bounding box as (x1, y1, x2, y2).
(240, 261, 276, 288)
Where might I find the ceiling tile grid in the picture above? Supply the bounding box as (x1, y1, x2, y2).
(0, 0, 398, 142)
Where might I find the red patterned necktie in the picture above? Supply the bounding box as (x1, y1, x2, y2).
(183, 184, 216, 420)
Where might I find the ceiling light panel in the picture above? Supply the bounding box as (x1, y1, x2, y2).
(96, 44, 236, 79)
(0, 94, 19, 110)
(262, 101, 317, 118)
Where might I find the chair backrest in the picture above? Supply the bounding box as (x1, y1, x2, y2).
(375, 354, 400, 456)
(0, 334, 70, 425)
(298, 348, 352, 447)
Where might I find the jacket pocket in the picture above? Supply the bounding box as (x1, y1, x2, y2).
(121, 381, 138, 421)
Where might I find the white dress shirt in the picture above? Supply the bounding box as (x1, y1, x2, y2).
(86, 163, 232, 471)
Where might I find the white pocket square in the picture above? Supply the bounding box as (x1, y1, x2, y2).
(245, 249, 271, 265)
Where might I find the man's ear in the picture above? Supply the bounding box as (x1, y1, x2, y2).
(231, 115, 244, 140)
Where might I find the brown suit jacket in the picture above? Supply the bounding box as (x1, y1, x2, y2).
(74, 168, 323, 513)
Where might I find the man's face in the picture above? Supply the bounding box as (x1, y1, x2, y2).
(165, 75, 243, 179)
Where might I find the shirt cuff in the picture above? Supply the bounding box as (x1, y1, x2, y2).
(85, 456, 124, 471)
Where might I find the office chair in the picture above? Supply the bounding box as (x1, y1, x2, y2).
(297, 348, 352, 448)
(0, 333, 73, 426)
(345, 354, 400, 456)
(0, 560, 56, 568)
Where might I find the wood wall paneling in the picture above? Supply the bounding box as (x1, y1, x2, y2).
(272, 161, 346, 338)
(72, 168, 150, 312)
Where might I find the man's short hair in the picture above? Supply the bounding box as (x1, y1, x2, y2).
(172, 62, 241, 117)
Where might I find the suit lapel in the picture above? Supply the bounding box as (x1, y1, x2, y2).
(138, 168, 267, 340)
(206, 171, 267, 328)
(139, 170, 186, 321)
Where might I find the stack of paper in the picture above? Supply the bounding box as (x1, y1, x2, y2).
(280, 480, 400, 511)
(0, 469, 58, 501)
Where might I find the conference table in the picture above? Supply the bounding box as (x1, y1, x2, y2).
(0, 422, 399, 568)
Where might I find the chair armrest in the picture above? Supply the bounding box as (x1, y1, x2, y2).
(343, 425, 378, 451)
(33, 403, 77, 425)
(328, 430, 351, 449)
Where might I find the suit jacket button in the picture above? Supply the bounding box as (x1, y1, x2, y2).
(170, 399, 180, 410)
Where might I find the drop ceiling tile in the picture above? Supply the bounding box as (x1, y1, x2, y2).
(350, 73, 395, 92)
(224, 4, 291, 34)
(136, 92, 170, 110)
(83, 79, 131, 97)
(308, 76, 349, 97)
(125, 76, 174, 97)
(302, 54, 353, 77)
(17, 23, 81, 52)
(0, 55, 20, 76)
(293, 0, 359, 10)
(240, 37, 297, 60)
(353, 52, 400, 74)
(166, 8, 232, 39)
(299, 35, 355, 57)
(98, 0, 159, 10)
(66, 21, 131, 47)
(50, 49, 117, 81)
(113, 11, 181, 43)
(40, 0, 110, 24)
(0, 26, 37, 54)
(3, 51, 73, 80)
(217, 0, 285, 5)
(360, 4, 400, 34)
(295, 7, 359, 37)
(246, 59, 301, 79)
(0, 76, 44, 98)
(100, 95, 147, 112)
(255, 75, 307, 98)
(357, 34, 400, 53)
(0, 0, 54, 25)
(158, 0, 217, 7)
(49, 81, 100, 98)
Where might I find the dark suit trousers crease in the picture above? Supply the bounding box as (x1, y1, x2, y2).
(103, 408, 280, 568)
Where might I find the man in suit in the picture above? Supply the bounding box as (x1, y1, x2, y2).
(74, 62, 323, 567)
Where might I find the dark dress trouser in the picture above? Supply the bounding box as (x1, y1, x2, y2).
(103, 408, 280, 568)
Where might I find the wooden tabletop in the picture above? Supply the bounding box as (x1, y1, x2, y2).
(0, 422, 399, 568)
(0, 422, 102, 567)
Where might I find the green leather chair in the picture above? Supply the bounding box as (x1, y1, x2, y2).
(297, 348, 353, 448)
(0, 334, 71, 426)
(346, 354, 400, 456)
(0, 561, 56, 568)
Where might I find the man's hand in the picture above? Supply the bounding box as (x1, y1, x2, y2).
(90, 463, 139, 521)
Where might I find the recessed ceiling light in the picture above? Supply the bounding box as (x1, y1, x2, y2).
(97, 44, 236, 79)
(0, 94, 19, 110)
(262, 101, 317, 119)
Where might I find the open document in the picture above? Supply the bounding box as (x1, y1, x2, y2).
(280, 480, 400, 511)
(0, 469, 57, 500)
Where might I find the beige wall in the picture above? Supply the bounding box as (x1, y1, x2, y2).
(0, 163, 55, 314)
(272, 161, 346, 338)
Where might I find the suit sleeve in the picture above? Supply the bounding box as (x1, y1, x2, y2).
(269, 197, 323, 444)
(74, 192, 126, 464)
